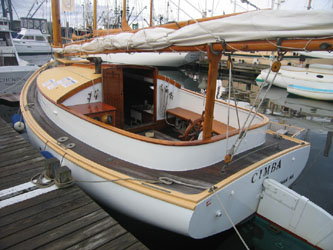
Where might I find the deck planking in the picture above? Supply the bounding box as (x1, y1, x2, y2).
(0, 117, 148, 250)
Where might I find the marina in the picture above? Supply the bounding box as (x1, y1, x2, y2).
(1, 0, 333, 249)
(0, 117, 148, 250)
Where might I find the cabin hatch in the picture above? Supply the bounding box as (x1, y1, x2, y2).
(102, 65, 156, 130)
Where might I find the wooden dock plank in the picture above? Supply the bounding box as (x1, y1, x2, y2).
(67, 224, 128, 250)
(0, 139, 31, 153)
(0, 117, 147, 250)
(126, 241, 150, 250)
(96, 232, 141, 250)
(0, 166, 44, 190)
(0, 157, 45, 178)
(3, 210, 110, 250)
(0, 201, 100, 249)
(38, 214, 118, 250)
(0, 189, 87, 233)
(0, 186, 80, 216)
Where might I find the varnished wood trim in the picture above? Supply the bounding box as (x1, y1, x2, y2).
(157, 75, 182, 89)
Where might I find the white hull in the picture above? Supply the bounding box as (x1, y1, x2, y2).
(25, 122, 310, 238)
(14, 43, 52, 55)
(256, 65, 333, 100)
(287, 84, 333, 101)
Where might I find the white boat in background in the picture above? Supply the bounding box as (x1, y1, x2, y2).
(0, 18, 39, 97)
(13, 28, 52, 55)
(256, 64, 333, 100)
(299, 51, 333, 60)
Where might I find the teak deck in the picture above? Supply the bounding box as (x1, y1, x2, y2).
(0, 117, 147, 250)
(27, 79, 298, 195)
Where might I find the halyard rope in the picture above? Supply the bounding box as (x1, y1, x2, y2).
(211, 188, 250, 250)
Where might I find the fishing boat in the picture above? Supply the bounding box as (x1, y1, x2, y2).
(20, 1, 333, 240)
(13, 28, 52, 55)
(0, 17, 39, 97)
(256, 64, 333, 101)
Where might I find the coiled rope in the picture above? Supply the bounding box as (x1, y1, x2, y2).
(31, 170, 74, 189)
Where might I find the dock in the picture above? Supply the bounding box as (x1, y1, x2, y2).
(0, 117, 147, 250)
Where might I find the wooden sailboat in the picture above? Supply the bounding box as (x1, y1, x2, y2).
(20, 0, 333, 240)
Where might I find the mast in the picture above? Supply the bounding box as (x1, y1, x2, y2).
(121, 0, 131, 31)
(51, 0, 61, 50)
(93, 0, 97, 31)
(150, 0, 153, 27)
(202, 46, 222, 140)
(307, 0, 312, 10)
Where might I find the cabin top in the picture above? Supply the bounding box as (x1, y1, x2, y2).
(37, 65, 101, 103)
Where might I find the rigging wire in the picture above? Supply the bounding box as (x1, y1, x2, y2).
(225, 55, 232, 158)
(228, 53, 283, 162)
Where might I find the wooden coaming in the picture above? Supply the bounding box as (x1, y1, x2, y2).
(35, 63, 268, 147)
(21, 73, 309, 211)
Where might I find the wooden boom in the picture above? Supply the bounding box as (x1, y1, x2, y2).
(63, 38, 333, 57)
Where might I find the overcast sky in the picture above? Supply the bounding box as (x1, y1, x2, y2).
(8, 0, 333, 29)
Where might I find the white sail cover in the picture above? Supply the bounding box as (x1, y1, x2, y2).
(55, 10, 333, 54)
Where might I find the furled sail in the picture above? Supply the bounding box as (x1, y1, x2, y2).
(54, 10, 333, 54)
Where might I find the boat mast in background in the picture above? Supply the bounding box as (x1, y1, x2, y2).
(93, 0, 97, 31)
(307, 0, 312, 10)
(121, 0, 131, 31)
(1, 0, 13, 30)
(51, 0, 61, 54)
(150, 0, 153, 27)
